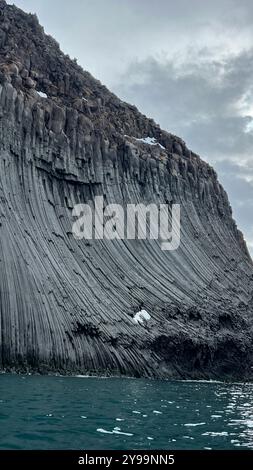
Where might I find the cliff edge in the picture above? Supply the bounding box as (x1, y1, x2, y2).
(0, 0, 252, 379)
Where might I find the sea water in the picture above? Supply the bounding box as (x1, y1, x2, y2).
(0, 375, 252, 450)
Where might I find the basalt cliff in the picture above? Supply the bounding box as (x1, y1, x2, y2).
(0, 0, 252, 380)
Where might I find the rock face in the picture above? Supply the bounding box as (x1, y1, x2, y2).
(0, 0, 252, 380)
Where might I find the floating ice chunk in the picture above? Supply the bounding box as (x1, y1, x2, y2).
(153, 410, 162, 414)
(37, 91, 48, 99)
(133, 309, 151, 325)
(134, 136, 165, 150)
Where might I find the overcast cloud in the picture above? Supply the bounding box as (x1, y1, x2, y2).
(7, 0, 253, 254)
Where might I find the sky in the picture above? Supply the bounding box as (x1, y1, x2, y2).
(7, 0, 253, 254)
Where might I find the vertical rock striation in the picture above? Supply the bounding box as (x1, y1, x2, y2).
(0, 0, 252, 379)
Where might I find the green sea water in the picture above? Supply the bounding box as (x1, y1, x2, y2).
(0, 375, 252, 450)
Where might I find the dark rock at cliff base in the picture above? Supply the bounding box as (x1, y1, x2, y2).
(0, 0, 252, 380)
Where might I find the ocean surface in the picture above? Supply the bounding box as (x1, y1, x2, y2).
(0, 375, 252, 450)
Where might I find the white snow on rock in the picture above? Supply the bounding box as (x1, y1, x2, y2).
(133, 309, 151, 325)
(37, 91, 48, 99)
(135, 136, 165, 150)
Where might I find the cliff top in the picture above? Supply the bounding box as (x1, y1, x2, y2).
(0, 0, 216, 171)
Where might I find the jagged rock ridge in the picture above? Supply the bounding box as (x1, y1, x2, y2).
(0, 0, 252, 379)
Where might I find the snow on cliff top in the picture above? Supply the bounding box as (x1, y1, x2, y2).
(135, 136, 165, 150)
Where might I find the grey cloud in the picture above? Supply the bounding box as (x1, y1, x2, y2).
(215, 160, 253, 248)
(114, 52, 253, 158)
(8, 0, 253, 85)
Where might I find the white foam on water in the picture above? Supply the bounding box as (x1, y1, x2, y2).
(97, 428, 113, 434)
(74, 375, 109, 379)
(113, 430, 133, 436)
(97, 427, 133, 437)
(180, 379, 223, 384)
(185, 422, 206, 427)
(75, 375, 92, 378)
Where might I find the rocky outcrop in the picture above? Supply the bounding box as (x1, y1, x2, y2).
(0, 0, 252, 380)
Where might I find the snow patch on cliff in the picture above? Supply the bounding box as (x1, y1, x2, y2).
(133, 309, 151, 325)
(135, 136, 165, 150)
(37, 91, 48, 99)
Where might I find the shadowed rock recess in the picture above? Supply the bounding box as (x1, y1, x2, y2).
(0, 0, 252, 380)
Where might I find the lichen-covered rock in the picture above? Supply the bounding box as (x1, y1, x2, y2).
(0, 0, 252, 380)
